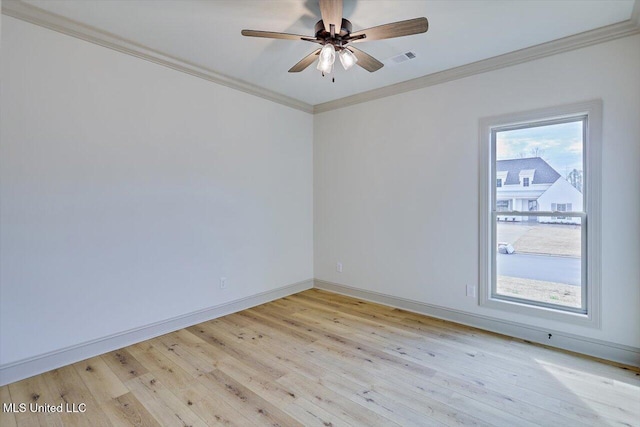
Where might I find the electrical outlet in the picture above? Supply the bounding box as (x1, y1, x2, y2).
(220, 277, 227, 289)
(466, 285, 476, 297)
(336, 262, 343, 273)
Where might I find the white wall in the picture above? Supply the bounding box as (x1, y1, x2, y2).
(314, 34, 640, 348)
(0, 16, 313, 366)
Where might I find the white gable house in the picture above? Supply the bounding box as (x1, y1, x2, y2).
(496, 157, 582, 224)
(536, 178, 583, 224)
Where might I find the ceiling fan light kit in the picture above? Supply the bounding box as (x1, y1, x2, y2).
(242, 0, 428, 77)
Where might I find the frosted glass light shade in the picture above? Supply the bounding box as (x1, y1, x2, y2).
(339, 49, 358, 70)
(317, 44, 336, 73)
(317, 60, 334, 74)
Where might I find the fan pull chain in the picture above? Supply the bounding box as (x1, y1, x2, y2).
(320, 72, 335, 83)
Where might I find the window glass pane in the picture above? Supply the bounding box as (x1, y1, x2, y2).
(496, 216, 582, 308)
(495, 120, 584, 212)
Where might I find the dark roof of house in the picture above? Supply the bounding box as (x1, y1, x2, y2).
(496, 157, 560, 185)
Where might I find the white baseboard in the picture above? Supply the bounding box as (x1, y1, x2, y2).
(314, 279, 640, 367)
(3, 277, 636, 386)
(0, 279, 313, 386)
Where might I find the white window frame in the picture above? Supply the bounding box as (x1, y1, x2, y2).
(479, 100, 602, 326)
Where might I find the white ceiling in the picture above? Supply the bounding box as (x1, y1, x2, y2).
(19, 0, 637, 106)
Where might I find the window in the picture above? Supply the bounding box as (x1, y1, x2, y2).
(497, 178, 502, 187)
(553, 203, 572, 219)
(496, 200, 509, 211)
(479, 101, 601, 326)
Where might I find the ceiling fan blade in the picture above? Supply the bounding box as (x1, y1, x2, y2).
(319, 0, 343, 33)
(348, 17, 429, 42)
(241, 30, 311, 41)
(347, 47, 384, 72)
(289, 49, 321, 72)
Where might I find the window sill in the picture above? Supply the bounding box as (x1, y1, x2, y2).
(480, 295, 599, 328)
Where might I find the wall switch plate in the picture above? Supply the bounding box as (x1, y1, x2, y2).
(466, 285, 476, 297)
(336, 262, 343, 273)
(220, 277, 227, 289)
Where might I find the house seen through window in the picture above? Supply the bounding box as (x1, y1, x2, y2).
(479, 101, 602, 324)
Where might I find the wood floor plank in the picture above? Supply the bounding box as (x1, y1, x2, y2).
(125, 373, 207, 427)
(152, 330, 222, 375)
(8, 374, 64, 427)
(277, 372, 403, 427)
(3, 289, 638, 427)
(227, 324, 330, 381)
(213, 355, 299, 407)
(42, 366, 113, 426)
(198, 369, 304, 427)
(73, 356, 129, 403)
(0, 385, 18, 427)
(147, 335, 214, 377)
(175, 382, 254, 427)
(188, 320, 287, 380)
(102, 392, 160, 427)
(283, 397, 354, 427)
(377, 378, 520, 427)
(101, 348, 149, 383)
(126, 342, 195, 393)
(298, 340, 519, 426)
(318, 372, 446, 427)
(229, 311, 318, 345)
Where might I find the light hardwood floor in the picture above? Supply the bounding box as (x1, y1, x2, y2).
(1, 289, 639, 426)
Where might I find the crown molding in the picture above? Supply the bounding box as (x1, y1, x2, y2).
(2, 0, 638, 116)
(1, 0, 314, 114)
(314, 10, 640, 114)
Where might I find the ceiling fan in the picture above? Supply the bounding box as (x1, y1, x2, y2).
(241, 0, 428, 75)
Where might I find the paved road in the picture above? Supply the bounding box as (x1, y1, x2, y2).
(497, 253, 581, 286)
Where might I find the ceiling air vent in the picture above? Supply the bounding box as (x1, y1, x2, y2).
(388, 51, 417, 65)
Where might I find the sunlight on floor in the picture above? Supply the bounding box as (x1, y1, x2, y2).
(536, 358, 640, 426)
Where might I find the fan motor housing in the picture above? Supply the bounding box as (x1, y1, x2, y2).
(315, 18, 352, 41)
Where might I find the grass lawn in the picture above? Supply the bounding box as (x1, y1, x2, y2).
(497, 275, 581, 308)
(497, 222, 581, 257)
